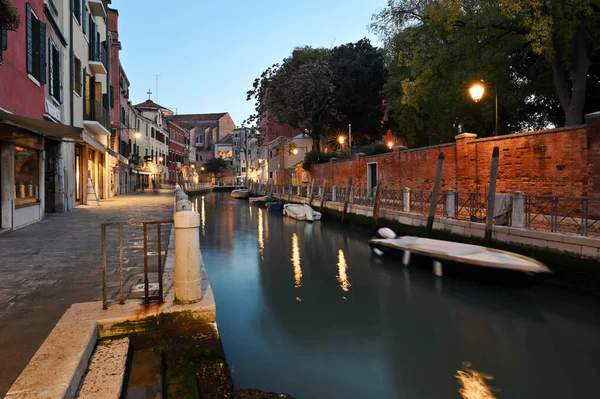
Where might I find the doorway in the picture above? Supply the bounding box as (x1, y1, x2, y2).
(367, 162, 378, 196)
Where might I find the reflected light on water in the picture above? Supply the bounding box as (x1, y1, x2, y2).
(193, 198, 198, 212)
(337, 249, 351, 292)
(456, 362, 500, 399)
(258, 208, 264, 259)
(201, 196, 206, 236)
(292, 233, 302, 288)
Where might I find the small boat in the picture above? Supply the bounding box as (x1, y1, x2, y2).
(283, 204, 322, 221)
(249, 195, 269, 204)
(266, 202, 284, 211)
(231, 187, 250, 199)
(370, 230, 551, 282)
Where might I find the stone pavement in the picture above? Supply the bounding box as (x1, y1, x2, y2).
(0, 191, 174, 397)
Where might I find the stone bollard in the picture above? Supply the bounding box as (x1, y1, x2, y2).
(402, 188, 411, 212)
(297, 185, 301, 196)
(512, 191, 525, 228)
(176, 191, 188, 202)
(332, 186, 337, 202)
(174, 211, 203, 303)
(176, 200, 192, 212)
(445, 189, 456, 218)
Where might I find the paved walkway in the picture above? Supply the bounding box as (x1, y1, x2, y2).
(0, 191, 174, 396)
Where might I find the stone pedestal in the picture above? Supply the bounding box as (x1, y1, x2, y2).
(174, 211, 203, 303)
(512, 191, 525, 228)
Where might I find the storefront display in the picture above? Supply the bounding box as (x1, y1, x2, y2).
(14, 146, 39, 207)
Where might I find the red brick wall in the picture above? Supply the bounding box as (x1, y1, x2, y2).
(303, 125, 596, 197)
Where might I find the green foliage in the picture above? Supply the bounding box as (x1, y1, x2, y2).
(203, 158, 228, 177)
(301, 150, 335, 171)
(0, 0, 20, 30)
(247, 39, 386, 149)
(371, 0, 600, 144)
(357, 144, 392, 156)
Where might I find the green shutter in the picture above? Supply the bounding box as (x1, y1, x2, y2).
(82, 4, 87, 34)
(58, 50, 63, 103)
(48, 38, 54, 97)
(39, 22, 46, 83)
(73, 0, 81, 24)
(26, 4, 33, 74)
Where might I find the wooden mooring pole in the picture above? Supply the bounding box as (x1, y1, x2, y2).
(484, 147, 500, 246)
(308, 179, 316, 206)
(341, 176, 353, 223)
(320, 180, 327, 213)
(426, 152, 445, 238)
(371, 180, 383, 230)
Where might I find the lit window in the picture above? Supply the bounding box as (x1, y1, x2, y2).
(14, 146, 40, 207)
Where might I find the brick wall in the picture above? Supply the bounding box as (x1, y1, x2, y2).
(301, 124, 598, 197)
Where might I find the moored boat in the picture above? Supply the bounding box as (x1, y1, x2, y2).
(249, 195, 269, 204)
(231, 187, 250, 199)
(266, 201, 284, 211)
(283, 204, 322, 221)
(370, 232, 551, 283)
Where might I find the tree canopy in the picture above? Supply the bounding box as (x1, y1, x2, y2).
(371, 0, 600, 146)
(202, 157, 228, 178)
(247, 39, 387, 149)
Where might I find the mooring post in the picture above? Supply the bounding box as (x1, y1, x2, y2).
(371, 180, 383, 230)
(320, 180, 327, 213)
(426, 152, 445, 238)
(342, 176, 353, 223)
(288, 183, 292, 202)
(484, 147, 500, 246)
(174, 211, 203, 303)
(308, 179, 316, 206)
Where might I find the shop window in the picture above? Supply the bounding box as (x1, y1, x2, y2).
(14, 146, 40, 207)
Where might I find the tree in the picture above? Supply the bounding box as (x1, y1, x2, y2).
(203, 158, 228, 179)
(371, 0, 600, 145)
(247, 40, 387, 148)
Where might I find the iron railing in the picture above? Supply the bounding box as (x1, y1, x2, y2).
(249, 184, 600, 237)
(101, 220, 173, 309)
(85, 99, 111, 132)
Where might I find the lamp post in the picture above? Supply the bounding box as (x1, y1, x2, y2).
(469, 81, 498, 136)
(348, 124, 352, 155)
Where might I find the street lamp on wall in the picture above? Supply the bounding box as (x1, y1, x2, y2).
(469, 81, 498, 136)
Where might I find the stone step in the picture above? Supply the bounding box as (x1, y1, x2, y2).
(126, 349, 164, 399)
(77, 337, 130, 399)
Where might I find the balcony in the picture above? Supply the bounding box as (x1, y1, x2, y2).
(88, 0, 107, 19)
(84, 100, 111, 136)
(89, 43, 108, 76)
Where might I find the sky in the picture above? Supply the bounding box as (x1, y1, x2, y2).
(112, 0, 388, 126)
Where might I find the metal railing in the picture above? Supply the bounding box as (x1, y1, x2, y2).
(101, 220, 173, 309)
(85, 99, 111, 132)
(250, 184, 600, 237)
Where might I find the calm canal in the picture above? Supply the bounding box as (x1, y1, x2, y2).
(192, 192, 600, 399)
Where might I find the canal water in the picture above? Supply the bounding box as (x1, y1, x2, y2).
(192, 192, 600, 399)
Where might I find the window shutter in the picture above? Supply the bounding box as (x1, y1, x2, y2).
(39, 22, 47, 84)
(73, 0, 81, 23)
(48, 39, 54, 97)
(82, 4, 86, 34)
(58, 51, 63, 103)
(26, 4, 33, 74)
(1, 23, 7, 50)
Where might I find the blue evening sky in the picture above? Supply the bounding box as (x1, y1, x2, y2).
(112, 0, 387, 126)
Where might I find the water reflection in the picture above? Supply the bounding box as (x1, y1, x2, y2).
(337, 249, 351, 293)
(292, 233, 302, 288)
(201, 196, 206, 236)
(456, 362, 500, 399)
(258, 208, 264, 259)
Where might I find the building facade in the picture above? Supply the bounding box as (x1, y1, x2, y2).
(232, 127, 260, 185)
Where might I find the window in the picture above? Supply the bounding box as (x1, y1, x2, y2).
(73, 55, 82, 94)
(197, 134, 204, 144)
(269, 172, 273, 179)
(48, 38, 62, 103)
(1, 23, 7, 63)
(242, 167, 246, 173)
(145, 125, 148, 136)
(14, 146, 40, 207)
(151, 128, 155, 139)
(73, 0, 81, 24)
(145, 148, 148, 156)
(26, 4, 47, 84)
(82, 3, 87, 33)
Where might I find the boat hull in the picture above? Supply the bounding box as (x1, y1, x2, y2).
(231, 190, 250, 199)
(369, 238, 549, 285)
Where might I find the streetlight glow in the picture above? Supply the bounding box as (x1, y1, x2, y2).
(201, 166, 205, 171)
(338, 136, 345, 145)
(134, 132, 141, 139)
(387, 141, 394, 150)
(292, 148, 299, 155)
(469, 83, 485, 103)
(159, 156, 163, 162)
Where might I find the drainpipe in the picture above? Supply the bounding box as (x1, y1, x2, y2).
(69, 0, 74, 126)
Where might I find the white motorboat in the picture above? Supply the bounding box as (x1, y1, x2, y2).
(231, 187, 250, 199)
(249, 195, 269, 203)
(370, 230, 551, 283)
(283, 204, 322, 221)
